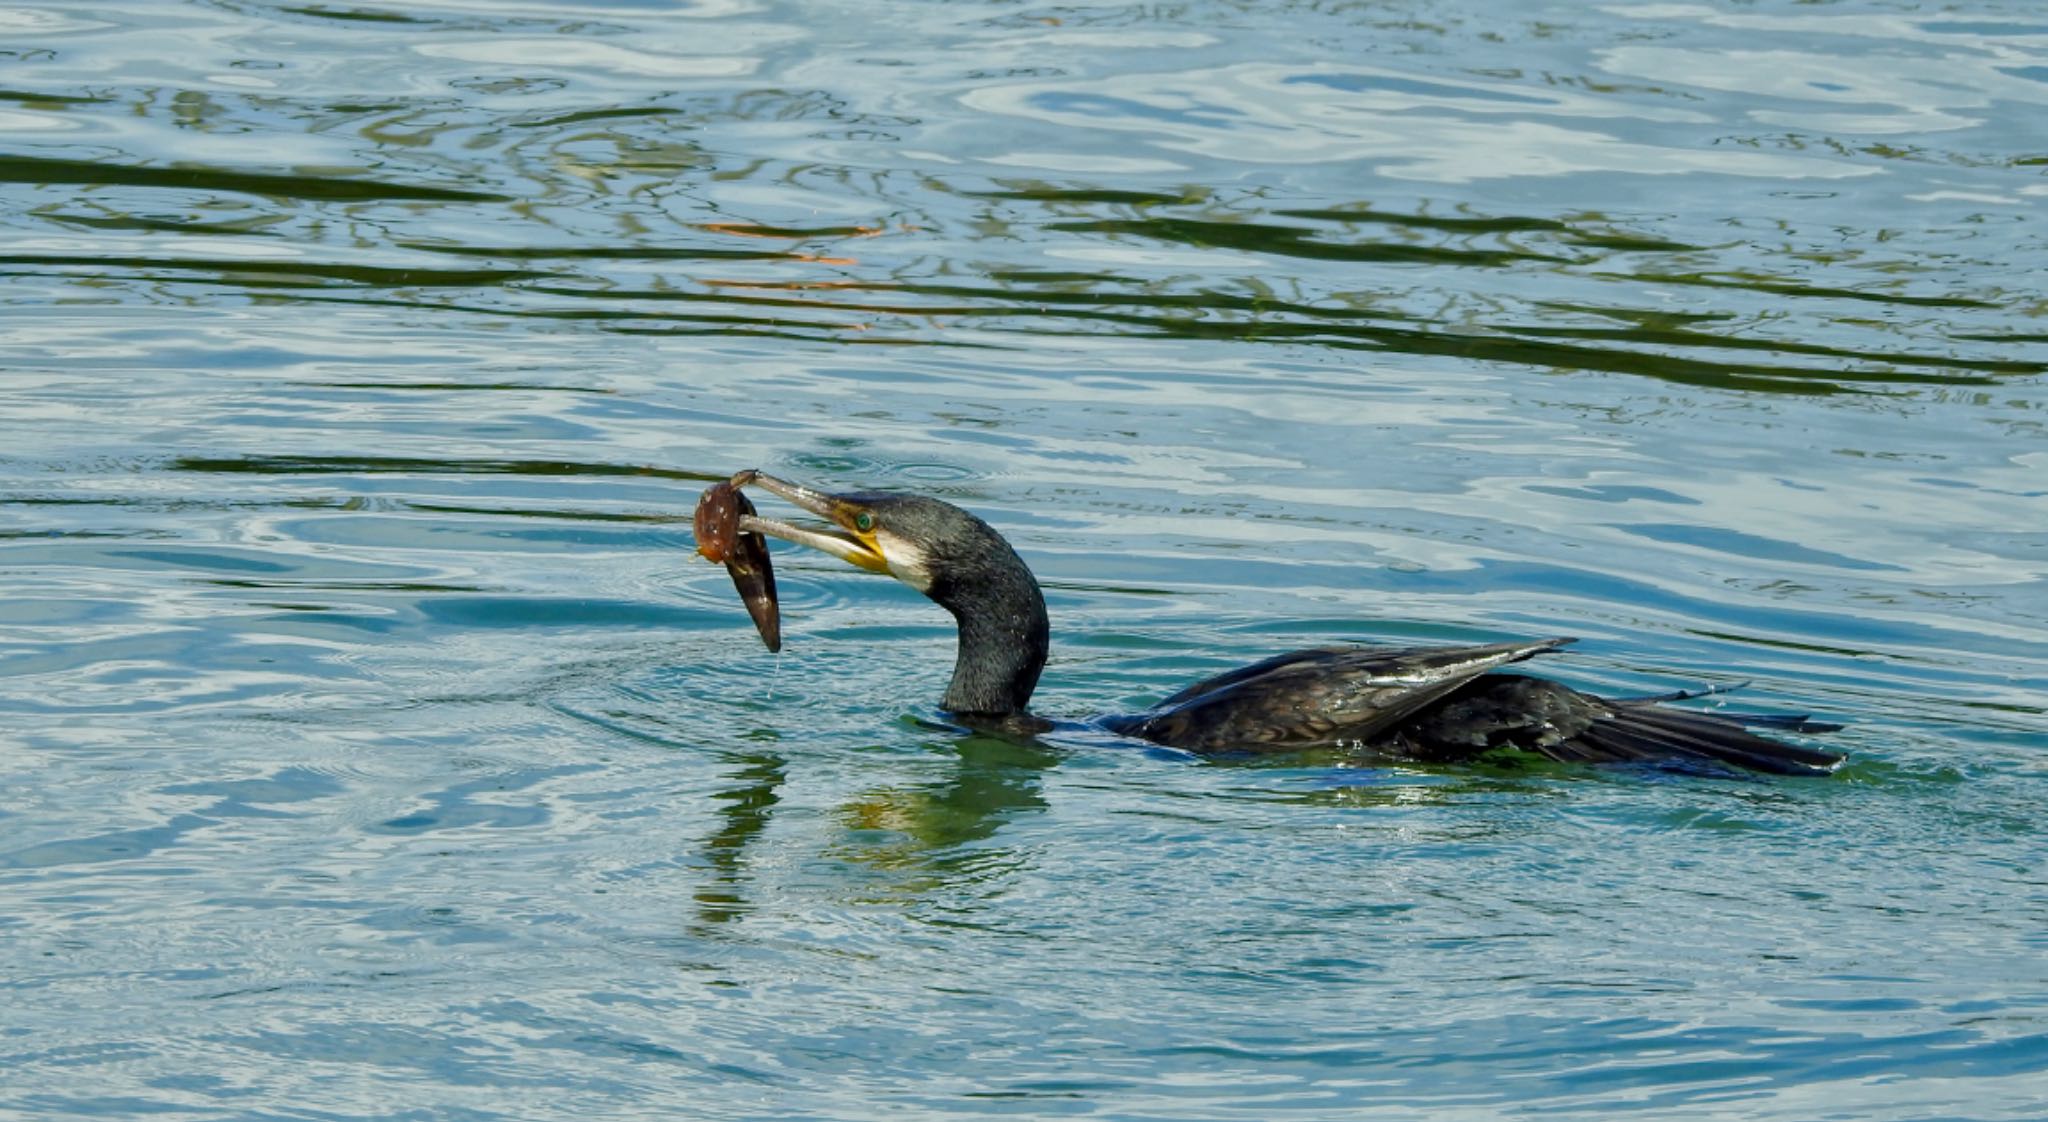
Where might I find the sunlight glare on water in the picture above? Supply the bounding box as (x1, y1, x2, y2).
(2, 0, 2046, 1118)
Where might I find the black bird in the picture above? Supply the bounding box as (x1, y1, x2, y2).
(729, 473, 1844, 776)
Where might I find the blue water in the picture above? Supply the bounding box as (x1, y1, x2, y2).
(4, 1, 2047, 1118)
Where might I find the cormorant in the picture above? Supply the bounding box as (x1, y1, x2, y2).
(723, 473, 1844, 776)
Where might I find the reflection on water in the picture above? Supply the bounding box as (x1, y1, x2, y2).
(833, 736, 1054, 897)
(3, 0, 2046, 1119)
(3, 5, 2043, 389)
(694, 749, 785, 926)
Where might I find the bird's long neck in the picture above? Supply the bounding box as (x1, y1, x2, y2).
(928, 540, 1049, 718)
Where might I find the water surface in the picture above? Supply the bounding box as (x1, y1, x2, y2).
(3, 1, 2046, 1118)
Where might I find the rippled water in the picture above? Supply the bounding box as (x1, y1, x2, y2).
(4, 1, 2047, 1117)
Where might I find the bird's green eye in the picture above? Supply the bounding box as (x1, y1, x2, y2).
(854, 511, 875, 533)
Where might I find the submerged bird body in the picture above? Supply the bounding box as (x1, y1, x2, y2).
(1099, 640, 1842, 774)
(717, 474, 1844, 776)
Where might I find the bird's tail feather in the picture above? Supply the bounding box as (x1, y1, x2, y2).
(1613, 682, 1843, 734)
(1709, 712, 1844, 733)
(1575, 701, 1845, 776)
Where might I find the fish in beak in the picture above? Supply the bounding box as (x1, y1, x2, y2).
(695, 470, 938, 651)
(693, 470, 780, 651)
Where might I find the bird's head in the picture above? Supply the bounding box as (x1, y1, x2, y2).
(733, 472, 1049, 716)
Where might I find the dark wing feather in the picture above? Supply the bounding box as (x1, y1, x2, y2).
(1103, 638, 1574, 753)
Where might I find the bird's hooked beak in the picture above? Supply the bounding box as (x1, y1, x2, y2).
(736, 473, 892, 575)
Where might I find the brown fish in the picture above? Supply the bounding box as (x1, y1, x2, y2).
(694, 470, 778, 651)
(693, 471, 748, 563)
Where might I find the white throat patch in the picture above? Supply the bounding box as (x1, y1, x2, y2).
(876, 529, 934, 592)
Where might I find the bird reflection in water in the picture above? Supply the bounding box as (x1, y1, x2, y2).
(693, 748, 785, 928)
(833, 736, 1055, 898)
